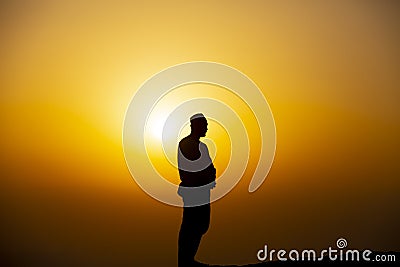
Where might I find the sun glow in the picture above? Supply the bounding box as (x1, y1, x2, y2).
(145, 97, 177, 141)
(147, 113, 169, 140)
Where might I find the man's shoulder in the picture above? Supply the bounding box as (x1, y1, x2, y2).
(179, 135, 199, 147)
(179, 137, 208, 150)
(179, 135, 190, 144)
(178, 136, 190, 148)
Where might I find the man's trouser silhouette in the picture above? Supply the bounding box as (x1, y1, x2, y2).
(178, 204, 210, 267)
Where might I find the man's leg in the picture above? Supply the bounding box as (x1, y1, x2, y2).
(178, 205, 211, 266)
(179, 207, 199, 266)
(178, 230, 202, 266)
(197, 204, 210, 236)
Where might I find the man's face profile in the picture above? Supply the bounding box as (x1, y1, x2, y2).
(191, 118, 208, 137)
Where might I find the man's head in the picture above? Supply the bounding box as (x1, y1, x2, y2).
(190, 113, 208, 137)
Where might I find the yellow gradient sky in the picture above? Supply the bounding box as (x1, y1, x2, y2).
(1, 1, 399, 266)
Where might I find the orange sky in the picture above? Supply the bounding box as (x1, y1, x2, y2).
(1, 1, 399, 266)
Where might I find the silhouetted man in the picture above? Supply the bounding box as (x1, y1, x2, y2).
(177, 113, 216, 267)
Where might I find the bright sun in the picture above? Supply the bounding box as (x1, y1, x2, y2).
(147, 112, 169, 140)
